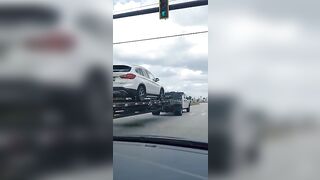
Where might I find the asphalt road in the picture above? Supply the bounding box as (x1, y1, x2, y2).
(113, 103, 208, 142)
(37, 103, 207, 179)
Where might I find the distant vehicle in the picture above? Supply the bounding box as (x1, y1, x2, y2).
(113, 65, 165, 101)
(152, 92, 191, 116)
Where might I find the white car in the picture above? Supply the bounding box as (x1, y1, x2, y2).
(113, 65, 165, 101)
(0, 1, 111, 121)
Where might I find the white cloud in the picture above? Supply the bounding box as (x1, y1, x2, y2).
(213, 11, 300, 49)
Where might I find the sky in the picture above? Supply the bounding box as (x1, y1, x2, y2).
(209, 0, 320, 116)
(113, 0, 208, 98)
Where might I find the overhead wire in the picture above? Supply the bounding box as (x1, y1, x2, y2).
(113, 30, 208, 45)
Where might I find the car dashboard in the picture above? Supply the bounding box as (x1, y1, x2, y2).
(113, 140, 208, 180)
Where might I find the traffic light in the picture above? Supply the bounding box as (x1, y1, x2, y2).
(159, 0, 169, 19)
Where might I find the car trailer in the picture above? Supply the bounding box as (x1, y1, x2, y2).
(113, 91, 191, 118)
(113, 99, 169, 119)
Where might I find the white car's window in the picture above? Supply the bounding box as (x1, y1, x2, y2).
(141, 69, 150, 79)
(135, 68, 144, 76)
(147, 71, 155, 80)
(113, 65, 131, 72)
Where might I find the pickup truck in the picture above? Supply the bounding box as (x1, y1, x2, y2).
(152, 92, 191, 116)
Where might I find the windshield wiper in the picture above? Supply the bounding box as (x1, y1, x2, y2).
(113, 135, 208, 150)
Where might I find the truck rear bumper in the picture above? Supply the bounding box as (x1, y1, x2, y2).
(162, 104, 182, 112)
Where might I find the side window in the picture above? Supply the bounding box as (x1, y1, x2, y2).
(142, 69, 150, 78)
(148, 71, 155, 80)
(135, 68, 143, 76)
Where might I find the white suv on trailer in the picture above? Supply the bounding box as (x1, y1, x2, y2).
(113, 65, 165, 101)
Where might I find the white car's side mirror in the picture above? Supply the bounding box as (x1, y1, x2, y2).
(154, 78, 160, 82)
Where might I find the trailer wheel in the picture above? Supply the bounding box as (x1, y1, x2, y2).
(174, 106, 183, 116)
(152, 111, 161, 116)
(186, 105, 191, 112)
(158, 88, 165, 101)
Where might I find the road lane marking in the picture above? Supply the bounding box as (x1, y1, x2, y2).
(114, 152, 207, 180)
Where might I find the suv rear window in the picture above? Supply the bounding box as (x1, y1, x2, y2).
(165, 92, 184, 100)
(0, 6, 57, 26)
(113, 65, 132, 72)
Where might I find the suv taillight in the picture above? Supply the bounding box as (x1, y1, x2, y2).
(26, 32, 74, 52)
(120, 73, 136, 79)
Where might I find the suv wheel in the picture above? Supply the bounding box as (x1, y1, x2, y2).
(137, 85, 146, 101)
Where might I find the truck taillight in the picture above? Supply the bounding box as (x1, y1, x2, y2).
(120, 73, 136, 79)
(26, 32, 74, 52)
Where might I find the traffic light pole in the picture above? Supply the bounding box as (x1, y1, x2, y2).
(113, 0, 208, 19)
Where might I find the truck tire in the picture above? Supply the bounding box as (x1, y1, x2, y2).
(137, 85, 146, 101)
(174, 106, 183, 116)
(158, 88, 165, 101)
(152, 111, 161, 115)
(186, 105, 191, 112)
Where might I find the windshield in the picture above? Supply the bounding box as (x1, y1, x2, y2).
(113, 3, 208, 143)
